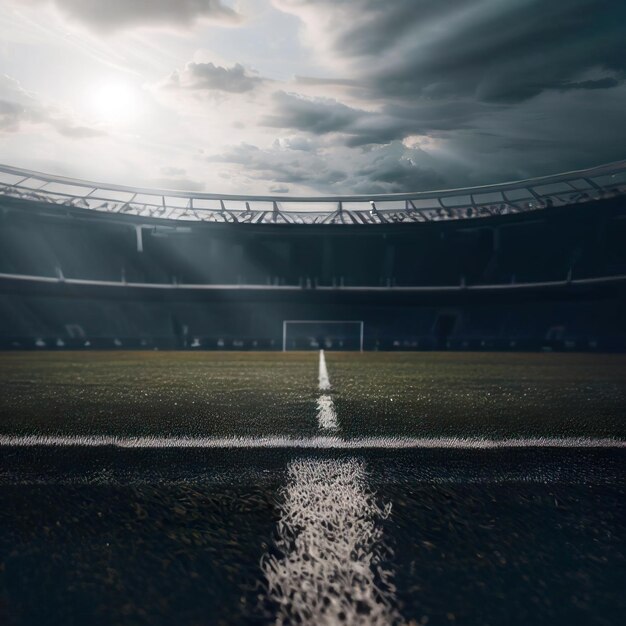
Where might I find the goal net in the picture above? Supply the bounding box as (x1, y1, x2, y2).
(282, 320, 364, 352)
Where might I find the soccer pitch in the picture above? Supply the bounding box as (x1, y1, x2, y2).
(0, 351, 624, 625)
(1, 351, 625, 439)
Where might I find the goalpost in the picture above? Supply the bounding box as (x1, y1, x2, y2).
(282, 320, 364, 352)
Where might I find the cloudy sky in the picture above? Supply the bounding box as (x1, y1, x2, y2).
(0, 0, 624, 195)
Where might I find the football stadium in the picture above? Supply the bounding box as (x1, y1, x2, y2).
(1, 1, 626, 624)
(0, 160, 625, 352)
(0, 161, 625, 625)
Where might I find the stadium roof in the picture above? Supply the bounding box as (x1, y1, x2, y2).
(0, 160, 624, 226)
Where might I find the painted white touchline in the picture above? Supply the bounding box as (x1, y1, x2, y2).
(0, 435, 624, 449)
(318, 349, 331, 391)
(263, 458, 399, 626)
(316, 395, 339, 430)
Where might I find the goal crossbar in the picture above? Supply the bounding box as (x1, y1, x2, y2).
(282, 320, 364, 352)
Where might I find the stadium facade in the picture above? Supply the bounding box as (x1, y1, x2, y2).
(0, 161, 625, 351)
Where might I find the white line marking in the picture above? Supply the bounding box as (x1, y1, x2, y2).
(263, 458, 399, 625)
(0, 435, 623, 449)
(318, 349, 331, 391)
(316, 395, 339, 430)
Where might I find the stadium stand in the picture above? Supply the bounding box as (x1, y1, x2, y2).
(0, 161, 625, 350)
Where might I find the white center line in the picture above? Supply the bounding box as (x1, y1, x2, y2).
(316, 349, 338, 431)
(318, 349, 331, 391)
(316, 394, 339, 430)
(263, 458, 399, 626)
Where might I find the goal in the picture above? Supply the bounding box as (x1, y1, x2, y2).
(282, 320, 364, 352)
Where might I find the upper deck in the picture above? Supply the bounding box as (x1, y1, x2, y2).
(0, 160, 625, 226)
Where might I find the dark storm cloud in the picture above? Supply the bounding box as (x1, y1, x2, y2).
(263, 92, 362, 135)
(261, 0, 625, 151)
(276, 0, 626, 103)
(342, 99, 502, 147)
(262, 91, 497, 147)
(145, 0, 625, 194)
(230, 0, 626, 193)
(262, 91, 416, 147)
(207, 141, 447, 194)
(25, 0, 240, 32)
(445, 84, 626, 181)
(344, 143, 448, 194)
(166, 62, 264, 93)
(209, 80, 626, 193)
(557, 78, 620, 92)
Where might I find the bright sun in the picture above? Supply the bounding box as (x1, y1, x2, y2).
(90, 82, 138, 124)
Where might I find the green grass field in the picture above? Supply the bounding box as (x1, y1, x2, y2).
(0, 350, 624, 626)
(0, 352, 319, 437)
(0, 351, 625, 438)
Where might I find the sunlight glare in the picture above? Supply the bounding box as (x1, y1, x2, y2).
(90, 82, 138, 124)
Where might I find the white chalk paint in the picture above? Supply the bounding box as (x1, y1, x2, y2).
(318, 349, 331, 391)
(316, 394, 339, 430)
(263, 458, 399, 626)
(0, 434, 623, 449)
